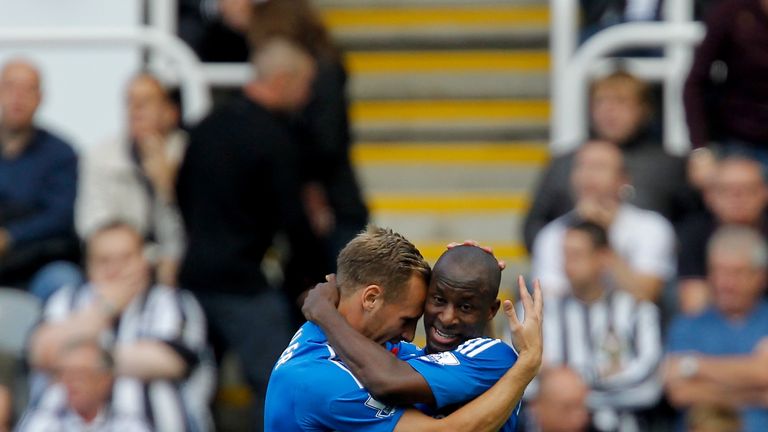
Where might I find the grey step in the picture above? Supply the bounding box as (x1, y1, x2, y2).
(371, 212, 525, 244)
(353, 120, 549, 142)
(357, 164, 542, 193)
(350, 72, 549, 100)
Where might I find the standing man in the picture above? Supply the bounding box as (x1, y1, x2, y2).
(176, 37, 326, 429)
(0, 59, 79, 290)
(266, 227, 544, 431)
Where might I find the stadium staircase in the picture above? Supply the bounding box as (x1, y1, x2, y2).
(318, 0, 551, 303)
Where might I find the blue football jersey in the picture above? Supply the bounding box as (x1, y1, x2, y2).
(407, 338, 521, 432)
(264, 322, 405, 432)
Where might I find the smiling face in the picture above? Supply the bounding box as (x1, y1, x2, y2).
(423, 246, 501, 354)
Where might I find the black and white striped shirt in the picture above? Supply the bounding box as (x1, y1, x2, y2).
(27, 284, 215, 432)
(542, 287, 663, 411)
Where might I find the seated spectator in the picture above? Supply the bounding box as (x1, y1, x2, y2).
(524, 71, 689, 250)
(27, 222, 213, 431)
(664, 225, 768, 432)
(531, 140, 676, 301)
(0, 59, 79, 294)
(16, 339, 149, 431)
(524, 366, 591, 432)
(76, 74, 186, 287)
(677, 157, 768, 314)
(541, 221, 663, 431)
(687, 405, 742, 432)
(684, 0, 768, 172)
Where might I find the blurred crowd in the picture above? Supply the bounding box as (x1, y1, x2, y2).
(0, 0, 765, 431)
(521, 0, 768, 431)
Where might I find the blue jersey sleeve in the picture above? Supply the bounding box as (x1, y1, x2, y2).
(406, 338, 518, 409)
(297, 359, 405, 432)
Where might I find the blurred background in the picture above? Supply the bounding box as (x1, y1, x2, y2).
(0, 0, 767, 431)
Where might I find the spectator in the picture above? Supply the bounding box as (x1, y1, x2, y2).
(176, 38, 326, 430)
(541, 221, 663, 431)
(664, 225, 768, 432)
(531, 140, 676, 301)
(684, 0, 768, 173)
(677, 157, 768, 315)
(17, 339, 149, 431)
(524, 71, 689, 251)
(0, 59, 79, 295)
(76, 73, 186, 287)
(525, 366, 591, 432)
(27, 222, 213, 431)
(687, 405, 742, 432)
(250, 0, 369, 277)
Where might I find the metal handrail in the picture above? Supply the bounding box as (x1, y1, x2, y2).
(551, 0, 705, 156)
(0, 26, 213, 124)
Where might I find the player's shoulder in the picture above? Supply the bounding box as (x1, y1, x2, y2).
(454, 337, 518, 361)
(387, 340, 423, 360)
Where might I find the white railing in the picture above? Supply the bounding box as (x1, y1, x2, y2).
(147, 0, 254, 88)
(0, 26, 212, 124)
(550, 0, 705, 156)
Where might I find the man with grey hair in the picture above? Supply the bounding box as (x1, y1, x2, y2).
(664, 225, 768, 432)
(17, 339, 150, 431)
(177, 37, 327, 430)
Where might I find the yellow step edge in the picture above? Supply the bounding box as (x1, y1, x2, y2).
(351, 100, 550, 122)
(352, 142, 549, 165)
(369, 193, 530, 213)
(418, 242, 527, 262)
(346, 51, 550, 74)
(322, 7, 549, 28)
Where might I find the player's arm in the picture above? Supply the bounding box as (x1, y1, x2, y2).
(395, 281, 543, 432)
(303, 277, 434, 405)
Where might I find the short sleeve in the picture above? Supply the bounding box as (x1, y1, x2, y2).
(407, 338, 517, 409)
(299, 362, 405, 432)
(624, 212, 676, 279)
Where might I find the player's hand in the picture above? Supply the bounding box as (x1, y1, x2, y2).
(504, 276, 543, 377)
(447, 240, 506, 270)
(302, 274, 340, 322)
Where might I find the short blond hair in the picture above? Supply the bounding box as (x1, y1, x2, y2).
(336, 226, 431, 302)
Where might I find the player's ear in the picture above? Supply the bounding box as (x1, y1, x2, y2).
(488, 298, 501, 321)
(362, 284, 383, 312)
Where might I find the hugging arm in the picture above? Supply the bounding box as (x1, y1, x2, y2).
(303, 277, 434, 406)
